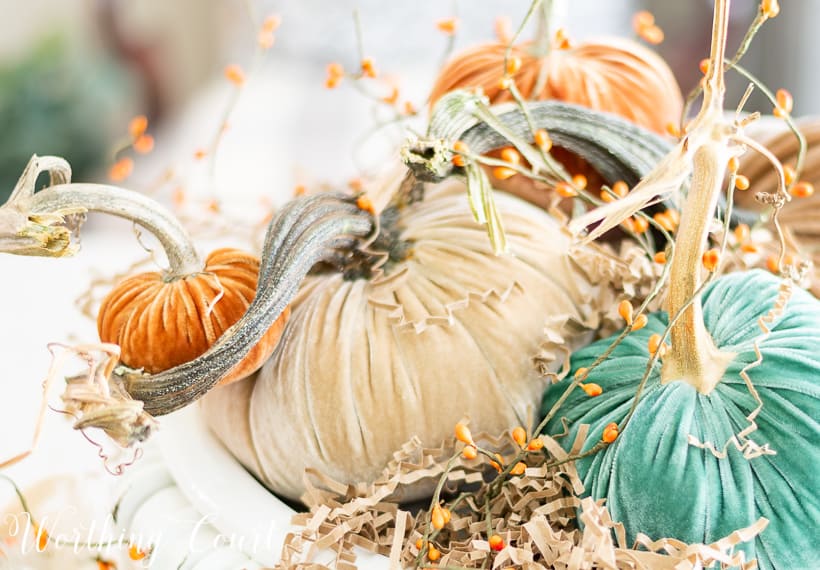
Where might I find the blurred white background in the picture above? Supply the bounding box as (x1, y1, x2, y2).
(0, 0, 817, 554)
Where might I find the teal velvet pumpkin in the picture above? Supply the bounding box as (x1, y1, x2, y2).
(540, 270, 820, 569)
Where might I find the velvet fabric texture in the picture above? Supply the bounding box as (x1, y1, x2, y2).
(202, 181, 612, 502)
(429, 38, 683, 135)
(98, 248, 289, 385)
(540, 270, 820, 569)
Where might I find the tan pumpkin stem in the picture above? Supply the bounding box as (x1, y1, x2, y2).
(661, 0, 737, 394)
(0, 155, 203, 278)
(125, 192, 375, 415)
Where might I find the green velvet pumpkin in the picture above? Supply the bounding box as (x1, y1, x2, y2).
(540, 270, 820, 569)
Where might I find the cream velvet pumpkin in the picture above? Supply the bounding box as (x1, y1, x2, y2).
(201, 180, 609, 501)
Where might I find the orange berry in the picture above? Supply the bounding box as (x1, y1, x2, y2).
(527, 437, 544, 451)
(735, 175, 750, 191)
(581, 383, 603, 397)
(612, 180, 629, 198)
(699, 58, 710, 75)
(361, 57, 377, 78)
(128, 115, 148, 139)
(404, 101, 418, 116)
(665, 208, 680, 225)
(740, 242, 759, 253)
(500, 147, 521, 165)
(494, 16, 512, 44)
(442, 508, 451, 524)
(356, 195, 375, 214)
(455, 423, 473, 445)
(790, 181, 815, 198)
(601, 189, 617, 203)
(327, 62, 344, 77)
(553, 28, 572, 50)
(512, 426, 527, 447)
(653, 212, 676, 232)
(452, 140, 469, 167)
(574, 367, 589, 380)
(534, 129, 552, 151)
(436, 18, 459, 35)
(505, 56, 522, 75)
(206, 199, 220, 213)
(631, 314, 648, 331)
(427, 546, 441, 561)
(734, 223, 751, 243)
(258, 30, 275, 49)
(639, 25, 664, 45)
(510, 461, 526, 475)
(489, 453, 504, 472)
(33, 524, 48, 551)
(97, 560, 116, 570)
(325, 75, 341, 89)
(776, 88, 793, 113)
(262, 14, 281, 32)
(632, 10, 655, 30)
(556, 181, 578, 198)
(702, 248, 720, 271)
(783, 164, 796, 186)
(618, 300, 634, 325)
(727, 156, 739, 173)
(348, 178, 364, 192)
(133, 134, 155, 154)
(462, 444, 478, 460)
(415, 538, 425, 550)
(129, 545, 147, 561)
(762, 0, 780, 18)
(766, 254, 780, 273)
(172, 186, 186, 207)
(602, 422, 619, 443)
(497, 76, 512, 90)
(224, 64, 245, 86)
(492, 166, 517, 180)
(572, 174, 588, 190)
(665, 122, 681, 138)
(432, 505, 446, 530)
(382, 86, 400, 105)
(293, 185, 306, 197)
(648, 333, 663, 355)
(108, 158, 134, 182)
(489, 534, 505, 551)
(653, 251, 667, 264)
(631, 216, 649, 234)
(194, 148, 207, 160)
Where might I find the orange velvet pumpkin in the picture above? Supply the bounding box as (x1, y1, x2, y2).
(429, 38, 683, 136)
(97, 247, 289, 384)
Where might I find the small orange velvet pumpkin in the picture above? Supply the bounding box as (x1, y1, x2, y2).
(430, 38, 683, 136)
(97, 247, 289, 384)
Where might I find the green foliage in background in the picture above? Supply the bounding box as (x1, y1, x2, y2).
(0, 35, 131, 200)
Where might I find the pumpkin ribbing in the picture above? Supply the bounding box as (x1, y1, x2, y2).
(97, 248, 289, 385)
(429, 38, 683, 136)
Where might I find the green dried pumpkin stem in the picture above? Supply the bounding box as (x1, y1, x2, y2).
(662, 0, 736, 394)
(0, 155, 203, 278)
(125, 193, 375, 415)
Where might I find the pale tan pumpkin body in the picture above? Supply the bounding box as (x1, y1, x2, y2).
(202, 182, 613, 501)
(98, 248, 289, 385)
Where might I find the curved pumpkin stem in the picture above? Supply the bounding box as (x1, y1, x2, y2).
(125, 192, 375, 415)
(661, 0, 737, 394)
(0, 155, 203, 278)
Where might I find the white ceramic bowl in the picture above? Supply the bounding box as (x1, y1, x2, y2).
(150, 406, 388, 568)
